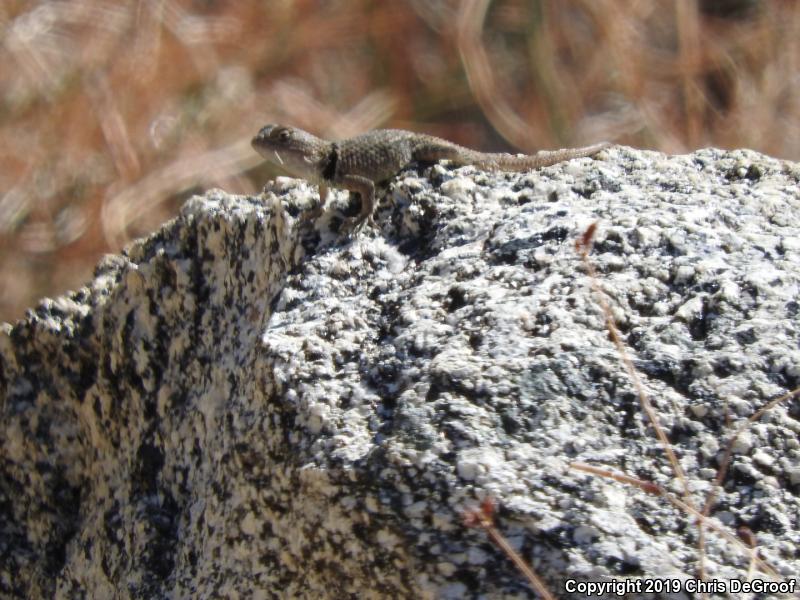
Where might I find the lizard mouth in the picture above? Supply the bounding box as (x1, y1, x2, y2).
(273, 151, 284, 166)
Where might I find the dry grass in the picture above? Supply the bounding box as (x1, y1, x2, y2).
(1, 0, 798, 322)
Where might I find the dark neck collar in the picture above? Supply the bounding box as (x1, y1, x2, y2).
(320, 142, 339, 181)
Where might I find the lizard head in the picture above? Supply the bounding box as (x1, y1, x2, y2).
(251, 124, 328, 180)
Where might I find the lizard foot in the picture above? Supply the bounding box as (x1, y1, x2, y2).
(300, 205, 323, 223)
(346, 212, 377, 234)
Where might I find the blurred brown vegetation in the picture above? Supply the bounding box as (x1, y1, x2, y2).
(0, 0, 798, 322)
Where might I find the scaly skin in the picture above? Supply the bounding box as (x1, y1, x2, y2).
(251, 124, 609, 228)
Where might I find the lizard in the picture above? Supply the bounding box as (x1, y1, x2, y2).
(251, 124, 609, 229)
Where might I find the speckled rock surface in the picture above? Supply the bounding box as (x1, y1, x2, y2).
(1, 147, 799, 599)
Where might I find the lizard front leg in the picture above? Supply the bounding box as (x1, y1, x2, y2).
(338, 174, 377, 229)
(319, 184, 329, 209)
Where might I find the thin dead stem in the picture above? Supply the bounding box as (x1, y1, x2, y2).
(569, 462, 779, 579)
(464, 498, 555, 600)
(574, 223, 799, 591)
(575, 223, 693, 503)
(697, 386, 800, 580)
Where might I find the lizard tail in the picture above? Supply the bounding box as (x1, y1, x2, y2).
(413, 138, 610, 172)
(479, 142, 611, 171)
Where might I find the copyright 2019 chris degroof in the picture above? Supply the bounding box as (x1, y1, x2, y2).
(564, 577, 797, 597)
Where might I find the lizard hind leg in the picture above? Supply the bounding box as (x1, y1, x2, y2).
(338, 174, 377, 229)
(412, 139, 480, 166)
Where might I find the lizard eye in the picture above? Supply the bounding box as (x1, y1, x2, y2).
(271, 127, 292, 142)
